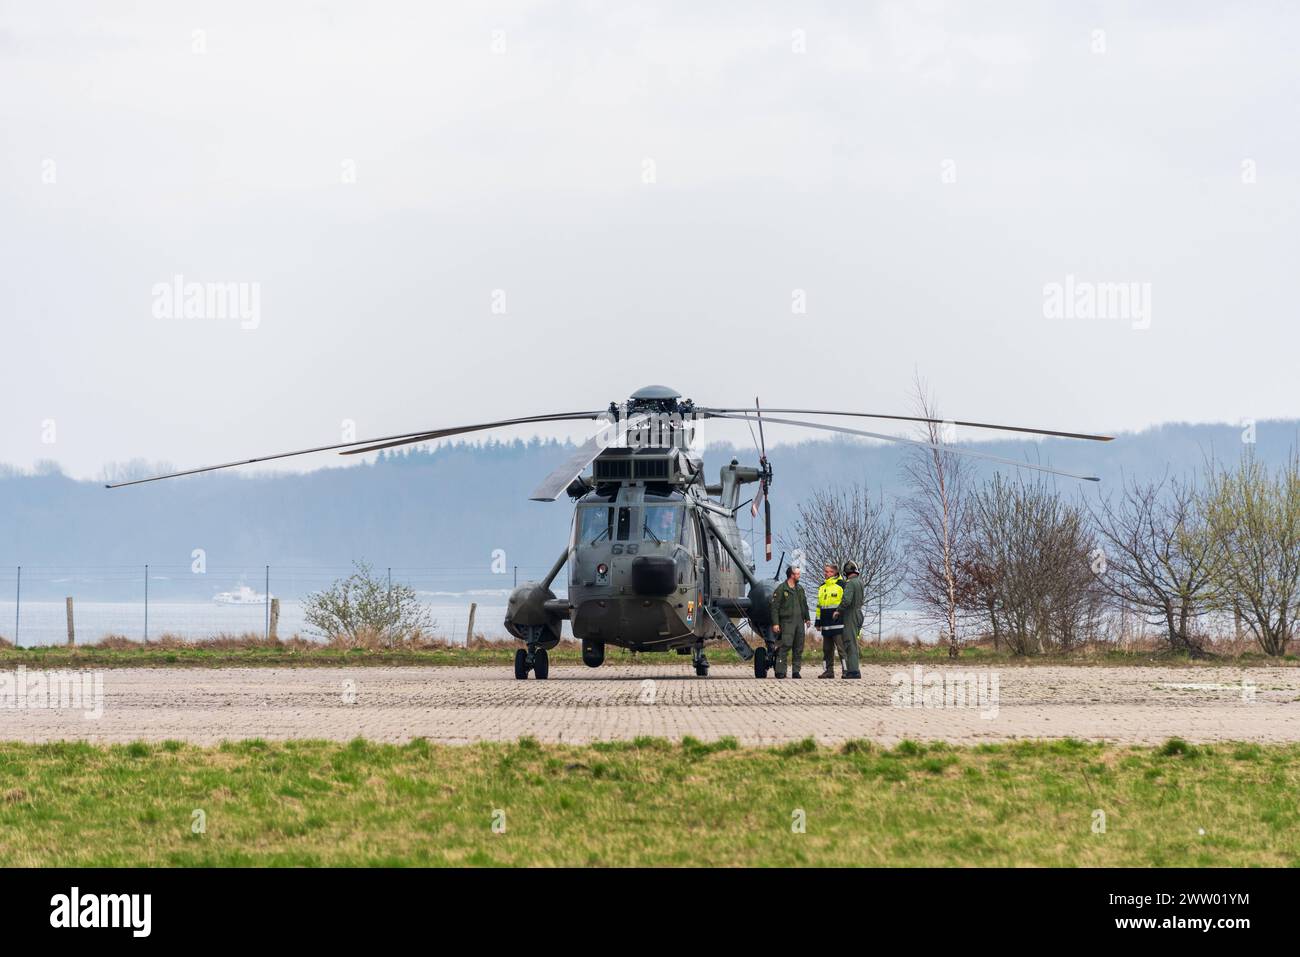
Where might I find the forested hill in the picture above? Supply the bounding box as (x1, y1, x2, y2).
(1, 420, 1295, 597)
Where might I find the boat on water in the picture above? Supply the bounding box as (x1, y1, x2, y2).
(213, 585, 273, 605)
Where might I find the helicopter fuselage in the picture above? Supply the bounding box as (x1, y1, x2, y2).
(566, 482, 748, 651)
(504, 442, 773, 668)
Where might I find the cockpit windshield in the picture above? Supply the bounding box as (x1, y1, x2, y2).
(576, 506, 614, 545)
(642, 505, 683, 544)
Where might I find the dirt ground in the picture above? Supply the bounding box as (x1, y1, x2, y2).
(0, 662, 1296, 745)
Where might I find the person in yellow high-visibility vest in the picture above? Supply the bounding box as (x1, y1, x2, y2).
(815, 562, 845, 678)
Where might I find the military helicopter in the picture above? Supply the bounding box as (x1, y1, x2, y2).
(107, 384, 1112, 678)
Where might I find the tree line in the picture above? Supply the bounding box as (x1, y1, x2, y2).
(781, 385, 1300, 659)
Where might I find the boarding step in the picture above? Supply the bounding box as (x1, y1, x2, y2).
(704, 602, 754, 661)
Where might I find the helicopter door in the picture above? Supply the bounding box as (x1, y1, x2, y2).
(703, 521, 724, 599)
(680, 511, 698, 581)
(692, 514, 712, 598)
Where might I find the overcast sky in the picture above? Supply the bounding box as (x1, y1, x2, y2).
(3, 1, 1297, 479)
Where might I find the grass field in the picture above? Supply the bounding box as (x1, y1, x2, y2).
(1, 636, 1294, 669)
(1, 737, 1296, 866)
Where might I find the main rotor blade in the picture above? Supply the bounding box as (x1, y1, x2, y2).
(337, 412, 602, 455)
(527, 410, 670, 501)
(710, 413, 1103, 482)
(529, 433, 608, 501)
(105, 411, 602, 489)
(699, 408, 1112, 443)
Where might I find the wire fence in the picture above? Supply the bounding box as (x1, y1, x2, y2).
(0, 564, 557, 647)
(6, 565, 1194, 651)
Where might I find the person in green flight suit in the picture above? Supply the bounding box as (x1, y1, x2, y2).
(768, 564, 811, 679)
(838, 559, 864, 679)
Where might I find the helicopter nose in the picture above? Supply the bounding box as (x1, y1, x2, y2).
(630, 555, 676, 597)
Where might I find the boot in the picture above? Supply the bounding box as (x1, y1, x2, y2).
(818, 668, 834, 679)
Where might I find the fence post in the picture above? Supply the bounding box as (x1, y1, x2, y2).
(269, 597, 280, 641)
(144, 563, 149, 641)
(264, 565, 270, 640)
(466, 602, 477, 645)
(14, 566, 19, 648)
(66, 596, 75, 646)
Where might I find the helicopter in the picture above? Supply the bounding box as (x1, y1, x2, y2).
(107, 384, 1112, 678)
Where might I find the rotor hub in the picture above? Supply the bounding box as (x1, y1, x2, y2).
(623, 384, 692, 417)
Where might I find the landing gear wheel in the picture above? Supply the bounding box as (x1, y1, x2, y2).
(581, 640, 605, 668)
(513, 648, 529, 680)
(534, 648, 550, 680)
(753, 645, 768, 678)
(694, 662, 709, 677)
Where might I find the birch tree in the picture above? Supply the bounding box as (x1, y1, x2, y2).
(901, 377, 972, 658)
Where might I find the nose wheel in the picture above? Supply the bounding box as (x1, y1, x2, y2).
(692, 645, 709, 677)
(752, 644, 769, 678)
(514, 630, 550, 679)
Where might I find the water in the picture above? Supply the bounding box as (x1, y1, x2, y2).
(0, 598, 514, 646)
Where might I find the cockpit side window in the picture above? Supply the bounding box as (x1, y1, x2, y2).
(682, 512, 698, 552)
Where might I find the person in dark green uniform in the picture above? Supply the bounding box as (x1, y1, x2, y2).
(768, 565, 810, 679)
(838, 559, 864, 678)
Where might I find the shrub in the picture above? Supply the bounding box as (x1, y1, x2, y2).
(302, 561, 434, 648)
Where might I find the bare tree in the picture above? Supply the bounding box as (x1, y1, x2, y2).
(969, 475, 1103, 655)
(779, 483, 904, 634)
(901, 376, 972, 658)
(1202, 450, 1300, 656)
(1040, 499, 1106, 652)
(967, 475, 1039, 655)
(1088, 473, 1216, 657)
